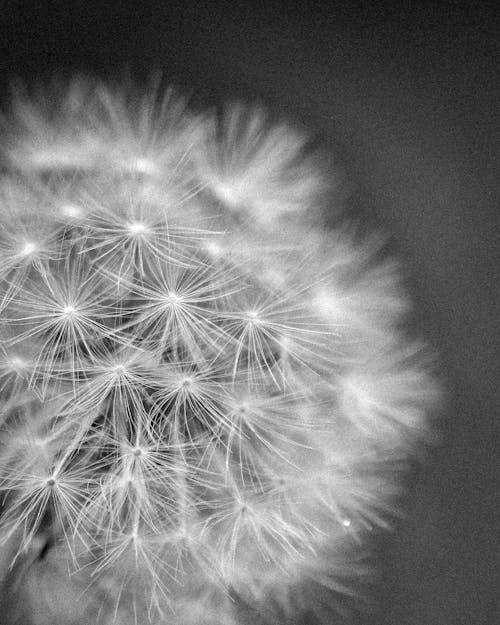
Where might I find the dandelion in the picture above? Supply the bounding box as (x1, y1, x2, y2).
(0, 78, 439, 625)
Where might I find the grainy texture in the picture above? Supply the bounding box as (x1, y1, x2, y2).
(0, 80, 438, 624)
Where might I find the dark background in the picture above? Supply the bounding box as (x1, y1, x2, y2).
(0, 2, 499, 624)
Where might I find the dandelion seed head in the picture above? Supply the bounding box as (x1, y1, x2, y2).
(60, 203, 83, 219)
(180, 376, 194, 389)
(203, 240, 223, 259)
(61, 304, 77, 317)
(245, 310, 261, 324)
(126, 220, 149, 236)
(235, 401, 250, 415)
(18, 240, 37, 257)
(0, 79, 439, 625)
(313, 288, 338, 319)
(109, 363, 127, 378)
(163, 291, 183, 306)
(9, 355, 29, 370)
(212, 179, 243, 207)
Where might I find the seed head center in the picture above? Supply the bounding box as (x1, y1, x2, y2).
(164, 291, 183, 306)
(245, 310, 261, 324)
(10, 356, 28, 370)
(60, 203, 83, 219)
(126, 221, 149, 236)
(236, 402, 250, 416)
(111, 363, 127, 376)
(19, 241, 38, 257)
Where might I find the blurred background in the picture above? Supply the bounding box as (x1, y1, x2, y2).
(0, 2, 498, 624)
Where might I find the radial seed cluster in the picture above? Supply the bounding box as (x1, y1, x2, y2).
(0, 80, 438, 625)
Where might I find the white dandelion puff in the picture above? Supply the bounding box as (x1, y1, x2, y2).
(0, 78, 440, 625)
